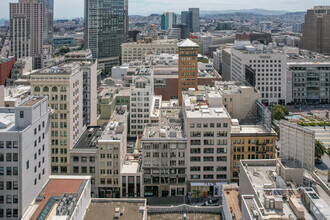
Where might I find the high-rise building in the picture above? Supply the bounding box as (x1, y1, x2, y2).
(0, 96, 50, 218)
(124, 0, 129, 40)
(161, 12, 177, 30)
(181, 11, 192, 30)
(189, 8, 200, 33)
(181, 8, 200, 33)
(30, 55, 98, 175)
(10, 0, 45, 58)
(39, 0, 54, 45)
(178, 39, 199, 105)
(85, 0, 125, 61)
(300, 6, 330, 54)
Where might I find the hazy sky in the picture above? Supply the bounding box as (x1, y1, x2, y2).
(0, 0, 329, 19)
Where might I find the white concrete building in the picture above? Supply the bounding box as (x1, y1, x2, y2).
(230, 44, 288, 105)
(280, 120, 315, 171)
(129, 67, 154, 137)
(182, 89, 231, 196)
(213, 49, 222, 73)
(0, 96, 50, 218)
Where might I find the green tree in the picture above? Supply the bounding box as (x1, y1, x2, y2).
(271, 105, 289, 120)
(315, 140, 326, 160)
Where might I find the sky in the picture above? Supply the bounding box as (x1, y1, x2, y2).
(0, 0, 329, 19)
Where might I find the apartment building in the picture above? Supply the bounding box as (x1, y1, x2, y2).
(129, 67, 154, 137)
(178, 39, 199, 104)
(230, 119, 277, 182)
(30, 64, 85, 175)
(288, 61, 330, 104)
(0, 96, 50, 218)
(121, 39, 178, 63)
(141, 107, 187, 197)
(182, 89, 231, 197)
(97, 106, 128, 198)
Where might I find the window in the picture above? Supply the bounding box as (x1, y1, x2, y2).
(203, 175, 214, 179)
(217, 156, 227, 161)
(73, 156, 79, 162)
(190, 148, 200, 154)
(90, 157, 95, 162)
(20, 111, 24, 118)
(0, 141, 3, 148)
(217, 174, 227, 179)
(217, 148, 227, 153)
(190, 157, 201, 162)
(190, 140, 201, 145)
(81, 157, 88, 162)
(204, 156, 214, 162)
(204, 148, 214, 153)
(6, 153, 11, 162)
(81, 167, 87, 173)
(73, 167, 79, 173)
(203, 166, 214, 171)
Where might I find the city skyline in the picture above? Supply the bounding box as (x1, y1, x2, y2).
(0, 0, 329, 19)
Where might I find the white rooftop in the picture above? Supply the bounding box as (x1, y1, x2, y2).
(178, 39, 199, 48)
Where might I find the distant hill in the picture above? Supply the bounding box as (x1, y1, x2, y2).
(201, 9, 291, 16)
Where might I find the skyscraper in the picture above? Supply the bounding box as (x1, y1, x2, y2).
(189, 8, 200, 33)
(161, 12, 177, 30)
(178, 39, 199, 104)
(300, 6, 330, 54)
(40, 0, 54, 45)
(124, 0, 129, 40)
(10, 0, 45, 58)
(181, 8, 200, 33)
(85, 0, 125, 61)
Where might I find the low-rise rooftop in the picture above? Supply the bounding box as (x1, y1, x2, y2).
(99, 106, 127, 142)
(143, 107, 184, 140)
(84, 199, 147, 220)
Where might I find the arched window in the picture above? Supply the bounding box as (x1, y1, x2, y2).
(52, 86, 58, 92)
(34, 86, 40, 92)
(43, 86, 49, 92)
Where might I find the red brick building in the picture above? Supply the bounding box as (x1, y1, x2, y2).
(0, 57, 16, 85)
